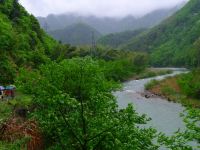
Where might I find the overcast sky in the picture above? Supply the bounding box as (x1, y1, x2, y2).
(19, 0, 188, 18)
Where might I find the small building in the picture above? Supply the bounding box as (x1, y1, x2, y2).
(0, 86, 5, 100)
(0, 85, 16, 100)
(4, 85, 16, 98)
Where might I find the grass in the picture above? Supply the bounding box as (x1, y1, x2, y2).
(145, 79, 159, 90)
(137, 68, 173, 79)
(0, 141, 19, 150)
(0, 92, 32, 122)
(10, 92, 32, 109)
(161, 86, 177, 96)
(0, 101, 12, 124)
(0, 92, 33, 150)
(145, 75, 200, 108)
(0, 101, 15, 150)
(0, 139, 28, 150)
(0, 141, 15, 150)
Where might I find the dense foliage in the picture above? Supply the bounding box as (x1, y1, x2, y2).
(120, 0, 200, 67)
(16, 58, 158, 150)
(158, 107, 200, 150)
(15, 60, 200, 149)
(101, 53, 148, 81)
(178, 69, 200, 99)
(0, 0, 57, 84)
(49, 44, 148, 81)
(0, 0, 200, 150)
(49, 23, 101, 46)
(144, 71, 200, 149)
(98, 29, 146, 48)
(0, 0, 149, 84)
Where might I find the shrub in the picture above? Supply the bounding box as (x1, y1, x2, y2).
(16, 57, 158, 150)
(145, 79, 159, 90)
(178, 70, 200, 99)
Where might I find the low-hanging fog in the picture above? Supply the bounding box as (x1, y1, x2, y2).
(19, 0, 188, 18)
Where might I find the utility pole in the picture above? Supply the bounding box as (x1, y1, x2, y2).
(198, 49, 200, 68)
(195, 39, 200, 68)
(91, 31, 97, 57)
(43, 21, 49, 32)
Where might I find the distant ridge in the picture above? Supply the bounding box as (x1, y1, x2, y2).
(120, 0, 200, 67)
(49, 23, 101, 45)
(37, 5, 184, 35)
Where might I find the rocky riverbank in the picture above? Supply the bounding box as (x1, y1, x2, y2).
(144, 75, 200, 108)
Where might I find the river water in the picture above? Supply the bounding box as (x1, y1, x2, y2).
(115, 69, 187, 136)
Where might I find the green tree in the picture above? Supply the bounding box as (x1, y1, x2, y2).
(16, 57, 158, 150)
(0, 17, 15, 51)
(158, 108, 200, 150)
(10, 0, 21, 22)
(178, 70, 200, 99)
(0, 53, 16, 84)
(194, 38, 200, 67)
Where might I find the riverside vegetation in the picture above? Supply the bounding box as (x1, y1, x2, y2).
(145, 69, 200, 108)
(0, 0, 199, 150)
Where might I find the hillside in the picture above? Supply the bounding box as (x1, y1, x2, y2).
(1, 1, 200, 150)
(121, 0, 200, 67)
(98, 29, 146, 48)
(49, 23, 101, 45)
(37, 6, 183, 35)
(0, 0, 57, 84)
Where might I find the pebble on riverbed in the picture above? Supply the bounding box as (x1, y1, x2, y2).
(141, 92, 164, 99)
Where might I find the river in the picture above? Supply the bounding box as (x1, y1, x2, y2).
(115, 68, 187, 136)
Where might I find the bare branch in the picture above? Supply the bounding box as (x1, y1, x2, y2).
(88, 124, 118, 142)
(58, 108, 83, 146)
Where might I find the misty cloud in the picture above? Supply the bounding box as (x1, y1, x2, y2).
(19, 0, 188, 17)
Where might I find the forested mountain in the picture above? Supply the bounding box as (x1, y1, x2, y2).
(0, 1, 158, 149)
(0, 0, 57, 84)
(49, 23, 101, 45)
(37, 5, 184, 35)
(120, 0, 200, 67)
(1, 1, 200, 150)
(98, 29, 146, 48)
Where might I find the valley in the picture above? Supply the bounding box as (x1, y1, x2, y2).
(0, 0, 199, 149)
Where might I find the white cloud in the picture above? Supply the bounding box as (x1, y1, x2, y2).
(19, 0, 188, 17)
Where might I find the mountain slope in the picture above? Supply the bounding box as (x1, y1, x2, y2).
(49, 23, 101, 45)
(0, 0, 57, 84)
(37, 5, 184, 35)
(98, 29, 146, 48)
(121, 0, 200, 67)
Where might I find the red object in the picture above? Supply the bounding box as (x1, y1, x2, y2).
(5, 90, 12, 96)
(11, 90, 14, 97)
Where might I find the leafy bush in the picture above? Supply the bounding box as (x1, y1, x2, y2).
(102, 59, 135, 81)
(16, 57, 158, 150)
(100, 53, 148, 82)
(0, 102, 12, 125)
(121, 0, 200, 67)
(158, 108, 200, 149)
(178, 70, 200, 99)
(0, 139, 29, 150)
(161, 86, 176, 96)
(0, 54, 17, 84)
(0, 0, 57, 84)
(0, 16, 15, 51)
(145, 79, 159, 90)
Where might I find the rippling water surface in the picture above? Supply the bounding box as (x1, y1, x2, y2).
(115, 69, 187, 135)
